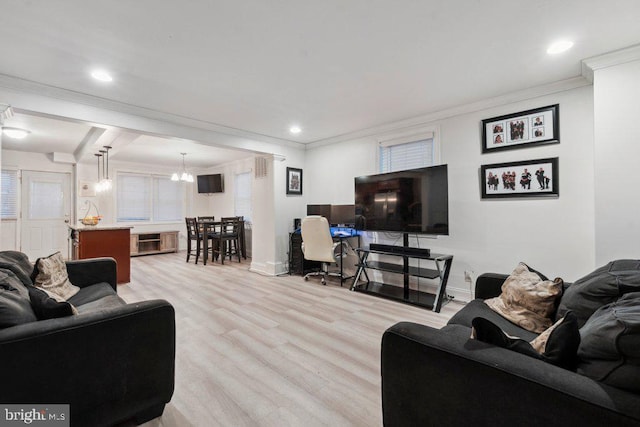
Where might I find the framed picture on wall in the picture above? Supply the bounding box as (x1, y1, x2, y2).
(481, 104, 560, 153)
(481, 157, 559, 199)
(286, 167, 303, 195)
(79, 180, 96, 197)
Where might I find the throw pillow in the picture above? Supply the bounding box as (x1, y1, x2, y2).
(0, 287, 38, 328)
(32, 252, 80, 300)
(471, 312, 580, 370)
(556, 259, 640, 327)
(577, 292, 640, 392)
(485, 262, 563, 333)
(27, 286, 77, 320)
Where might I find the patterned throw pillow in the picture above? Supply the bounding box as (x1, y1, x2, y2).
(485, 262, 563, 333)
(32, 252, 80, 301)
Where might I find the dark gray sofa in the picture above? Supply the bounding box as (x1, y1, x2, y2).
(381, 271, 640, 427)
(0, 251, 175, 427)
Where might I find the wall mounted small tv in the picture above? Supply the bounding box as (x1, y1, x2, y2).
(354, 165, 449, 235)
(197, 174, 224, 193)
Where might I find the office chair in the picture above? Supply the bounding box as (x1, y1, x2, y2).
(300, 215, 347, 285)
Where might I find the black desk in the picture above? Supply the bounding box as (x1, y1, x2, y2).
(289, 227, 360, 285)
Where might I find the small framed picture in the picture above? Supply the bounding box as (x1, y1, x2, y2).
(482, 104, 559, 153)
(286, 167, 303, 195)
(481, 157, 559, 199)
(79, 180, 95, 197)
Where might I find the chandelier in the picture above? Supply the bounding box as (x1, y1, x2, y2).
(171, 153, 194, 182)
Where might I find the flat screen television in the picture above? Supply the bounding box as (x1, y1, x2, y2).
(330, 204, 355, 227)
(197, 174, 224, 193)
(354, 165, 449, 234)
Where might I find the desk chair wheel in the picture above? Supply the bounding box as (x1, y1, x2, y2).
(304, 276, 309, 281)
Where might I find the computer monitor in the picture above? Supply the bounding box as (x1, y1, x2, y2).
(306, 204, 332, 222)
(330, 204, 355, 227)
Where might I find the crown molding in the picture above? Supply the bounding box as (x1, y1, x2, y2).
(581, 44, 640, 82)
(0, 73, 305, 151)
(306, 76, 591, 149)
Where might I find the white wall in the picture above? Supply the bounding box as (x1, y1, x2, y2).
(305, 85, 596, 300)
(593, 59, 640, 263)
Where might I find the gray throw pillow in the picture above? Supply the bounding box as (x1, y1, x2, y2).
(577, 292, 640, 392)
(556, 259, 640, 327)
(0, 288, 38, 328)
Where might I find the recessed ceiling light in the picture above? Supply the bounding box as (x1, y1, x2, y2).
(289, 126, 302, 134)
(2, 127, 30, 139)
(547, 40, 574, 55)
(91, 69, 113, 82)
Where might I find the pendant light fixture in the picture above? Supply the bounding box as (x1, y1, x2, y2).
(95, 145, 113, 193)
(171, 153, 194, 182)
(94, 152, 103, 192)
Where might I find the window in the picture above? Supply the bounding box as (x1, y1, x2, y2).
(379, 133, 435, 173)
(154, 177, 183, 221)
(1, 169, 18, 219)
(117, 173, 185, 222)
(234, 172, 252, 222)
(117, 174, 151, 222)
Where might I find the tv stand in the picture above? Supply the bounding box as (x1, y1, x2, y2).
(350, 239, 453, 312)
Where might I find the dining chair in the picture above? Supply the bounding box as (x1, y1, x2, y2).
(185, 217, 202, 264)
(218, 217, 242, 263)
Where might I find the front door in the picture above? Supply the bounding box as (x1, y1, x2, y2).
(21, 171, 72, 260)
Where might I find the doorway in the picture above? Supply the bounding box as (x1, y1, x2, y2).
(20, 170, 72, 259)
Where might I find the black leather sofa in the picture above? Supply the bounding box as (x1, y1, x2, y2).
(381, 270, 640, 427)
(0, 252, 175, 427)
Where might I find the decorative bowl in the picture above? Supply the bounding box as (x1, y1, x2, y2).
(81, 217, 100, 226)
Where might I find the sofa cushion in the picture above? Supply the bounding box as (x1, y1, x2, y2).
(0, 268, 30, 299)
(557, 259, 640, 328)
(577, 292, 640, 392)
(0, 250, 35, 286)
(484, 262, 563, 333)
(449, 299, 539, 341)
(0, 287, 38, 328)
(75, 295, 126, 314)
(27, 286, 77, 320)
(68, 282, 117, 307)
(32, 252, 80, 300)
(471, 312, 580, 370)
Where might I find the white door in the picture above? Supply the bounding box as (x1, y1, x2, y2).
(21, 171, 72, 260)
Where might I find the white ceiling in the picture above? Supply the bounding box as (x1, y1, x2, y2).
(1, 1, 640, 165)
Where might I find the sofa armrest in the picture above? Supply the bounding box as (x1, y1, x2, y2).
(66, 257, 117, 291)
(381, 322, 640, 427)
(0, 300, 175, 426)
(475, 272, 508, 299)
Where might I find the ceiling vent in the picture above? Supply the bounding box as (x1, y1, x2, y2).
(255, 157, 268, 179)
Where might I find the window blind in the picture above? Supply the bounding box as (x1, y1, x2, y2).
(153, 177, 183, 221)
(234, 172, 252, 222)
(117, 174, 151, 222)
(379, 138, 434, 173)
(1, 169, 18, 219)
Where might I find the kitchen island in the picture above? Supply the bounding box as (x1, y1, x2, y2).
(69, 225, 132, 284)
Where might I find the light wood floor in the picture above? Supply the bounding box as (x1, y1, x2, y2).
(118, 252, 464, 427)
